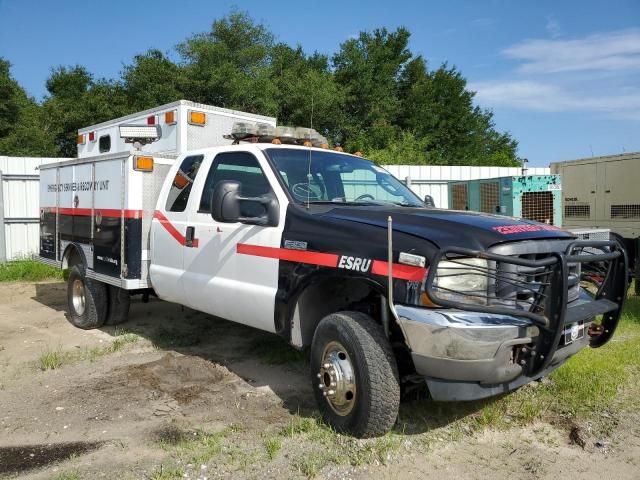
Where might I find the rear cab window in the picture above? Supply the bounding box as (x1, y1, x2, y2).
(165, 154, 205, 212)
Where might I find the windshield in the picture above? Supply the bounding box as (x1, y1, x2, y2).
(265, 148, 424, 207)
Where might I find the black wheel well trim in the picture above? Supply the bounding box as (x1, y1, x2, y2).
(286, 271, 404, 348)
(61, 242, 88, 271)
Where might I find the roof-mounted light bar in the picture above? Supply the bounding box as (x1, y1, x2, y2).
(226, 122, 329, 148)
(119, 124, 162, 146)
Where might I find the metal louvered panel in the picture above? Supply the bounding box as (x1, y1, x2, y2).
(565, 204, 590, 219)
(451, 183, 468, 210)
(611, 204, 640, 219)
(480, 181, 499, 214)
(522, 191, 554, 224)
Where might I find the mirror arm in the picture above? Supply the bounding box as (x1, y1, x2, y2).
(237, 216, 269, 226)
(236, 194, 273, 205)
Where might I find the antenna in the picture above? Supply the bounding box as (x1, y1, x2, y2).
(589, 144, 594, 157)
(306, 95, 314, 209)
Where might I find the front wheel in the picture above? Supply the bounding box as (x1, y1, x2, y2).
(310, 311, 400, 438)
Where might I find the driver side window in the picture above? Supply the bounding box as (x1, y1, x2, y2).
(199, 152, 272, 216)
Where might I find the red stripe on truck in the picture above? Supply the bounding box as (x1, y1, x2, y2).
(41, 207, 142, 219)
(237, 244, 340, 267)
(236, 243, 426, 281)
(370, 260, 426, 282)
(153, 210, 199, 248)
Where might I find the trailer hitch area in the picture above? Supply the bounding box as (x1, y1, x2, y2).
(588, 323, 604, 338)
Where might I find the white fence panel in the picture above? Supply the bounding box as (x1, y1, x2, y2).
(383, 165, 551, 209)
(0, 156, 68, 262)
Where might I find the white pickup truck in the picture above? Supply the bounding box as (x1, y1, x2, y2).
(37, 102, 628, 437)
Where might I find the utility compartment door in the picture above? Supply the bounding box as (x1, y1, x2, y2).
(603, 159, 640, 224)
(560, 163, 597, 226)
(182, 150, 287, 333)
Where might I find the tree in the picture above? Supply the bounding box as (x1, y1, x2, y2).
(270, 44, 345, 139)
(122, 49, 184, 111)
(332, 28, 412, 150)
(1, 11, 520, 165)
(177, 10, 278, 115)
(0, 58, 57, 156)
(42, 66, 129, 157)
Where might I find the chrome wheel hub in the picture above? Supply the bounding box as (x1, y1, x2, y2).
(317, 341, 356, 416)
(72, 279, 86, 316)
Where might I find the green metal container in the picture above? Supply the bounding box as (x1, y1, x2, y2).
(448, 175, 562, 226)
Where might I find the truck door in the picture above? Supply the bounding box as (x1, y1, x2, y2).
(182, 150, 287, 332)
(149, 154, 205, 304)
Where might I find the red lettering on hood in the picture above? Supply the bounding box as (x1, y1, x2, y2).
(493, 224, 561, 235)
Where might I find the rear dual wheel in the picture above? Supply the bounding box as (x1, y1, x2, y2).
(310, 311, 401, 438)
(66, 266, 130, 329)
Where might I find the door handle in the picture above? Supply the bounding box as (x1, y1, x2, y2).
(185, 226, 195, 248)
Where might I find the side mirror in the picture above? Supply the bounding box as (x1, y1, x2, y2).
(211, 180, 279, 227)
(423, 194, 436, 208)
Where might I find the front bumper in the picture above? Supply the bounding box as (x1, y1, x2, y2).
(397, 240, 628, 401)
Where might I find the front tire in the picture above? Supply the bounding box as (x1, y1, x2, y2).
(310, 311, 400, 438)
(67, 265, 108, 329)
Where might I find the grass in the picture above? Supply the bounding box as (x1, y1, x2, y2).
(150, 465, 184, 480)
(159, 428, 231, 465)
(38, 330, 141, 371)
(52, 471, 80, 480)
(398, 290, 640, 438)
(263, 436, 282, 460)
(39, 349, 66, 370)
(0, 259, 62, 282)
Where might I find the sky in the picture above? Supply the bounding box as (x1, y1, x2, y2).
(0, 0, 638, 167)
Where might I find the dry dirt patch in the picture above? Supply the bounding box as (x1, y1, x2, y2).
(1, 281, 639, 479)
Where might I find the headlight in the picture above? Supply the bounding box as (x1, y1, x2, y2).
(428, 257, 489, 305)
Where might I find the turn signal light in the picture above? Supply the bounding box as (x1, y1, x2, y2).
(420, 292, 438, 307)
(133, 155, 154, 172)
(189, 111, 206, 126)
(173, 173, 189, 189)
(77, 134, 85, 145)
(165, 110, 176, 125)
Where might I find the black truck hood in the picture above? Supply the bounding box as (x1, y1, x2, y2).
(320, 206, 574, 250)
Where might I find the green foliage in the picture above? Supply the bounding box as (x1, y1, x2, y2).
(42, 65, 130, 157)
(0, 59, 57, 156)
(0, 259, 63, 282)
(122, 49, 185, 111)
(0, 10, 520, 165)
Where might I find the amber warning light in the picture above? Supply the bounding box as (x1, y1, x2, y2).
(133, 155, 154, 172)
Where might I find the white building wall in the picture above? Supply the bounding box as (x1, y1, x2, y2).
(383, 165, 550, 208)
(0, 156, 68, 261)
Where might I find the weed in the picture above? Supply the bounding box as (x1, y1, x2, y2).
(108, 333, 139, 353)
(0, 259, 63, 282)
(294, 450, 330, 477)
(264, 436, 282, 460)
(39, 349, 66, 370)
(150, 465, 184, 480)
(168, 428, 230, 464)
